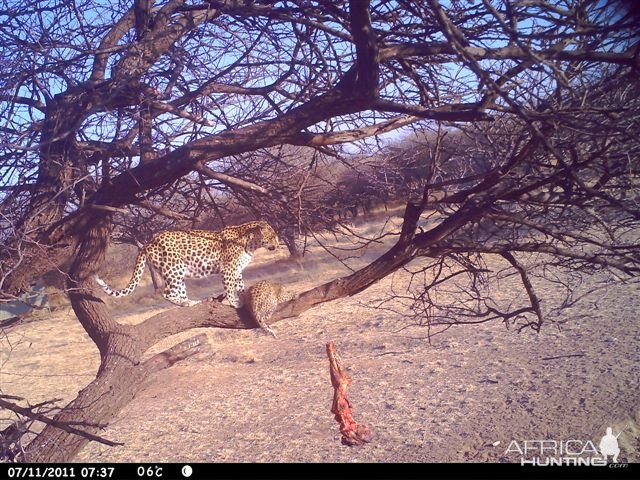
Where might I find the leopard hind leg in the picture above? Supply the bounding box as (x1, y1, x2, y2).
(162, 265, 200, 307)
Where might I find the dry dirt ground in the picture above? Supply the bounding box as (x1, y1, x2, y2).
(1, 212, 639, 463)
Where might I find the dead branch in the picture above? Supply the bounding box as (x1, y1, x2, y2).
(143, 334, 210, 374)
(0, 398, 123, 448)
(541, 353, 586, 361)
(195, 162, 270, 196)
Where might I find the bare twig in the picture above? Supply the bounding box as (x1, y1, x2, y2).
(541, 353, 586, 361)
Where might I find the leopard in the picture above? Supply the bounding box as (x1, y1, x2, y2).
(95, 221, 279, 308)
(245, 280, 297, 338)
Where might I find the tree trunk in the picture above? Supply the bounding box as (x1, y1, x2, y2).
(282, 229, 303, 268)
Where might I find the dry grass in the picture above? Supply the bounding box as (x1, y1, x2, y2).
(1, 211, 639, 463)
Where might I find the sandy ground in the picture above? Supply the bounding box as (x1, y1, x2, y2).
(1, 213, 639, 463)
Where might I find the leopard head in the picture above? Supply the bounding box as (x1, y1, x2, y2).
(247, 221, 279, 252)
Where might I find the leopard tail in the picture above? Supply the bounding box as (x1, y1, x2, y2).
(94, 250, 147, 298)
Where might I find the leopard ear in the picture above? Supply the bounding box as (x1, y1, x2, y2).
(247, 225, 261, 242)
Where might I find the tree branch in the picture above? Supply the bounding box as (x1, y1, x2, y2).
(501, 251, 544, 330)
(0, 398, 123, 448)
(379, 41, 639, 66)
(142, 334, 210, 374)
(290, 115, 422, 146)
(349, 0, 379, 96)
(194, 162, 270, 195)
(138, 200, 191, 221)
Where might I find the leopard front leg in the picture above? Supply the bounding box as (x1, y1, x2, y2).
(219, 252, 253, 308)
(254, 305, 278, 338)
(221, 269, 244, 308)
